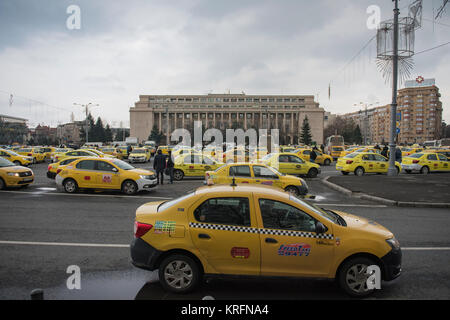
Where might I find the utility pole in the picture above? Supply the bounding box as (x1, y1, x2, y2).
(166, 106, 169, 145)
(74, 103, 99, 143)
(388, 0, 400, 176)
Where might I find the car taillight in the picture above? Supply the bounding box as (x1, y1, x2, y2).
(413, 160, 419, 164)
(48, 165, 52, 171)
(56, 169, 62, 174)
(134, 221, 153, 238)
(28, 153, 32, 156)
(346, 160, 353, 164)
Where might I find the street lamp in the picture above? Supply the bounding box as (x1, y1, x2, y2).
(74, 102, 99, 143)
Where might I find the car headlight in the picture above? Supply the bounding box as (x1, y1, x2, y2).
(140, 175, 155, 180)
(386, 237, 400, 250)
(299, 177, 308, 190)
(7, 172, 20, 177)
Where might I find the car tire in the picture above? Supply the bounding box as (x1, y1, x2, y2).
(405, 169, 412, 174)
(338, 257, 377, 298)
(341, 171, 350, 175)
(307, 168, 318, 178)
(355, 167, 365, 176)
(324, 159, 331, 166)
(159, 254, 202, 294)
(420, 166, 430, 175)
(0, 178, 5, 190)
(122, 180, 138, 195)
(173, 169, 184, 181)
(284, 185, 299, 196)
(63, 178, 78, 193)
(13, 160, 21, 166)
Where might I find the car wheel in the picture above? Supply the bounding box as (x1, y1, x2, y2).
(122, 180, 138, 195)
(341, 171, 349, 175)
(13, 160, 21, 166)
(173, 169, 184, 181)
(159, 254, 201, 294)
(355, 167, 365, 176)
(405, 169, 412, 174)
(420, 166, 429, 175)
(338, 257, 377, 298)
(307, 168, 318, 178)
(324, 159, 331, 166)
(0, 178, 5, 190)
(63, 178, 78, 193)
(284, 186, 299, 196)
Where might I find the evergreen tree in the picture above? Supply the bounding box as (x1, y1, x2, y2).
(93, 117, 106, 142)
(104, 124, 113, 143)
(79, 113, 95, 143)
(300, 116, 312, 146)
(148, 125, 161, 143)
(353, 125, 363, 144)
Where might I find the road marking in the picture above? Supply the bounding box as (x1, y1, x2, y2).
(0, 190, 173, 200)
(1, 240, 449, 251)
(316, 204, 388, 208)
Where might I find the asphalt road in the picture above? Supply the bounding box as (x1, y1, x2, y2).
(0, 160, 449, 300)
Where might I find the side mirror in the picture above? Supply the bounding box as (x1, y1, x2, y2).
(112, 168, 118, 173)
(315, 222, 328, 234)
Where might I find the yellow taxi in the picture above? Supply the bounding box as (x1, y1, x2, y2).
(172, 146, 196, 157)
(295, 149, 333, 166)
(82, 148, 116, 159)
(40, 147, 56, 160)
(115, 146, 130, 159)
(329, 146, 345, 160)
(130, 184, 401, 297)
(428, 148, 450, 160)
(54, 149, 100, 162)
(260, 153, 321, 178)
(336, 152, 402, 176)
(222, 148, 251, 163)
(157, 146, 171, 155)
(280, 146, 297, 153)
(205, 163, 309, 197)
(51, 148, 73, 162)
(55, 158, 157, 195)
(16, 147, 46, 164)
(401, 147, 424, 157)
(128, 148, 151, 163)
(402, 152, 450, 174)
(173, 154, 223, 181)
(0, 149, 33, 166)
(0, 157, 34, 189)
(101, 147, 122, 159)
(340, 146, 361, 157)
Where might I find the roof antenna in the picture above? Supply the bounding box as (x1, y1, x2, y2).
(231, 175, 237, 187)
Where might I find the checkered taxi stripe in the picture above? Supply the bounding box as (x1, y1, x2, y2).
(189, 222, 333, 240)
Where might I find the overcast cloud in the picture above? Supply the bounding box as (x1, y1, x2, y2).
(0, 0, 448, 128)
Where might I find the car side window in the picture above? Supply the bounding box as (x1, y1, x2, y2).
(76, 160, 96, 170)
(229, 165, 251, 177)
(253, 166, 278, 179)
(96, 161, 116, 172)
(258, 199, 316, 232)
(194, 197, 251, 227)
(437, 154, 448, 161)
(61, 159, 76, 165)
(278, 155, 289, 163)
(427, 154, 438, 161)
(288, 155, 304, 163)
(203, 157, 215, 165)
(303, 150, 311, 155)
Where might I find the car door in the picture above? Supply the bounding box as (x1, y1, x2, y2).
(256, 197, 334, 277)
(374, 154, 389, 173)
(189, 195, 260, 275)
(288, 155, 307, 174)
(94, 160, 121, 189)
(360, 154, 373, 173)
(228, 165, 252, 184)
(74, 159, 97, 188)
(426, 153, 440, 172)
(437, 153, 450, 171)
(277, 154, 293, 174)
(252, 165, 283, 189)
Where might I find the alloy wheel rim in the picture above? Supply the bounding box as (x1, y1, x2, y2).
(124, 182, 136, 194)
(164, 260, 193, 289)
(346, 264, 371, 293)
(65, 181, 75, 192)
(174, 171, 183, 180)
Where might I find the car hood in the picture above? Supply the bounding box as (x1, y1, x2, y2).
(2, 166, 32, 173)
(333, 210, 393, 239)
(128, 168, 155, 175)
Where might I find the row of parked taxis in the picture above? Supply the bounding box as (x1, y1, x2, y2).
(334, 145, 450, 176)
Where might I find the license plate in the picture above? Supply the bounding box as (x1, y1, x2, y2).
(23, 178, 33, 182)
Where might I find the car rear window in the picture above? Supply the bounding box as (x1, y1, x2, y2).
(158, 192, 195, 212)
(344, 153, 359, 158)
(409, 153, 424, 158)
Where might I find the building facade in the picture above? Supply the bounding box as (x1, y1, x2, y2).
(56, 121, 84, 145)
(130, 94, 325, 145)
(343, 79, 443, 145)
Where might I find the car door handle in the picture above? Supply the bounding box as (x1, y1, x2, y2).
(198, 233, 210, 239)
(265, 238, 278, 244)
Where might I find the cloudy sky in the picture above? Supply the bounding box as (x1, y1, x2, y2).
(0, 0, 449, 128)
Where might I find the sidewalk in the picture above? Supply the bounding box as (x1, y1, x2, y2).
(323, 173, 450, 207)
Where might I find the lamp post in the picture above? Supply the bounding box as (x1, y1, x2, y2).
(74, 103, 99, 143)
(388, 0, 400, 176)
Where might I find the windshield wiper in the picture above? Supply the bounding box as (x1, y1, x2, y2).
(322, 209, 347, 226)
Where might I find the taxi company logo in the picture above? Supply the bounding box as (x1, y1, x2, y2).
(278, 243, 311, 257)
(102, 174, 112, 183)
(154, 221, 176, 233)
(231, 247, 250, 259)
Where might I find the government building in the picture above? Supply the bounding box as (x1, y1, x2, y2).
(129, 93, 325, 145)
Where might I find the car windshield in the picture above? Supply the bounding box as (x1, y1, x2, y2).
(262, 154, 273, 161)
(6, 150, 20, 156)
(158, 192, 196, 212)
(409, 153, 424, 158)
(111, 159, 135, 170)
(132, 150, 146, 154)
(19, 148, 32, 152)
(289, 195, 338, 224)
(344, 153, 359, 158)
(56, 148, 69, 152)
(0, 157, 14, 167)
(269, 166, 284, 176)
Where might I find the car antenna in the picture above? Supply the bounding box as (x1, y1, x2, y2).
(231, 175, 237, 187)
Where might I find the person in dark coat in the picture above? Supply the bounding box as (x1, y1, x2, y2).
(153, 149, 166, 185)
(381, 145, 389, 158)
(166, 150, 175, 184)
(395, 147, 402, 163)
(310, 148, 317, 163)
(127, 145, 132, 156)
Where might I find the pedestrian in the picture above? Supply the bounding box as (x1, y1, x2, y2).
(127, 144, 132, 156)
(153, 149, 166, 185)
(166, 150, 175, 184)
(310, 148, 317, 163)
(320, 144, 325, 153)
(381, 145, 388, 158)
(395, 147, 402, 163)
(374, 144, 381, 150)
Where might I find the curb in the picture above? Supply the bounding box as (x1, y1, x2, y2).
(320, 176, 450, 208)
